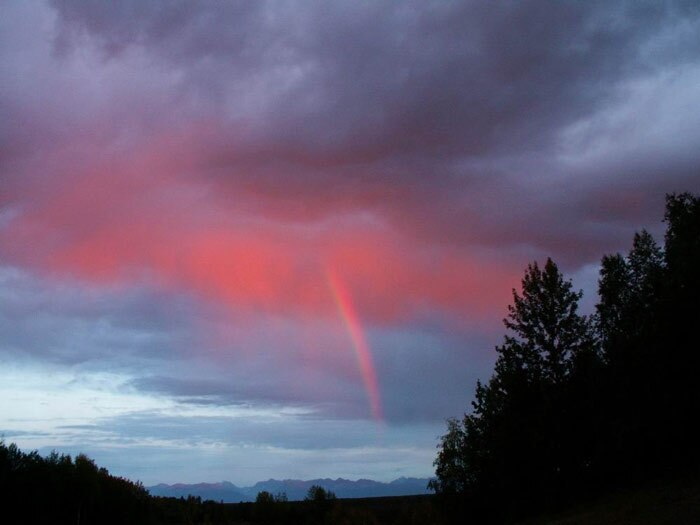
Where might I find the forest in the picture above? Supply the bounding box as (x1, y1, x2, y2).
(431, 192, 700, 522)
(1, 192, 698, 524)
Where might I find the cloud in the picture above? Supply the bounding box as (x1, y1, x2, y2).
(0, 267, 197, 365)
(3, 0, 699, 413)
(2, 2, 693, 277)
(2, 0, 700, 482)
(1, 265, 494, 425)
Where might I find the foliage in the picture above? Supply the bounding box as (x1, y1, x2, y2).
(0, 440, 151, 524)
(436, 258, 598, 517)
(305, 484, 337, 502)
(432, 192, 700, 522)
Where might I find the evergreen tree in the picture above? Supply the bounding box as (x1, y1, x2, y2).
(661, 193, 700, 466)
(432, 258, 597, 517)
(597, 253, 632, 355)
(433, 192, 700, 521)
(596, 229, 666, 476)
(499, 258, 595, 385)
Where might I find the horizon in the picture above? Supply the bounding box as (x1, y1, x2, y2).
(2, 1, 700, 486)
(145, 474, 434, 502)
(149, 475, 432, 487)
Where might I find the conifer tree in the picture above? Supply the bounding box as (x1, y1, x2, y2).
(433, 258, 596, 515)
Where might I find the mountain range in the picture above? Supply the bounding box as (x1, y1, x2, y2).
(147, 477, 433, 502)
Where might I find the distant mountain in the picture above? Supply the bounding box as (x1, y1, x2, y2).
(147, 481, 249, 502)
(147, 477, 432, 502)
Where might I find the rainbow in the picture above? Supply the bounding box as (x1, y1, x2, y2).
(326, 266, 383, 423)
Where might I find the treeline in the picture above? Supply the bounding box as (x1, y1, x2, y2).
(0, 441, 151, 524)
(0, 440, 442, 524)
(431, 193, 700, 522)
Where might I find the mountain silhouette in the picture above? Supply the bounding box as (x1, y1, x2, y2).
(148, 477, 432, 502)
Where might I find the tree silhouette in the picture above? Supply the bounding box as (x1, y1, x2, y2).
(656, 193, 700, 468)
(433, 258, 597, 517)
(0, 441, 151, 524)
(305, 485, 336, 502)
(433, 192, 700, 521)
(595, 195, 699, 477)
(499, 258, 596, 385)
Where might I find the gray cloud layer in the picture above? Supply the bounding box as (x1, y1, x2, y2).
(43, 0, 700, 261)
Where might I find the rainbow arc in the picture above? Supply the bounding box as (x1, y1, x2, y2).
(326, 266, 383, 423)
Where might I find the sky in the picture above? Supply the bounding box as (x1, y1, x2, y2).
(1, 0, 700, 486)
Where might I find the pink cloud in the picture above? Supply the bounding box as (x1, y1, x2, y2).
(2, 124, 518, 327)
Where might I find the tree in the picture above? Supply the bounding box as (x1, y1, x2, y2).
(305, 484, 336, 502)
(432, 258, 597, 516)
(428, 418, 468, 495)
(660, 192, 700, 466)
(498, 258, 595, 385)
(664, 192, 700, 289)
(255, 490, 275, 504)
(433, 192, 700, 520)
(253, 490, 277, 523)
(596, 253, 632, 352)
(0, 442, 151, 524)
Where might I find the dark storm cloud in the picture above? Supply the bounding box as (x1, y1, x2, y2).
(48, 0, 700, 263)
(49, 0, 695, 154)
